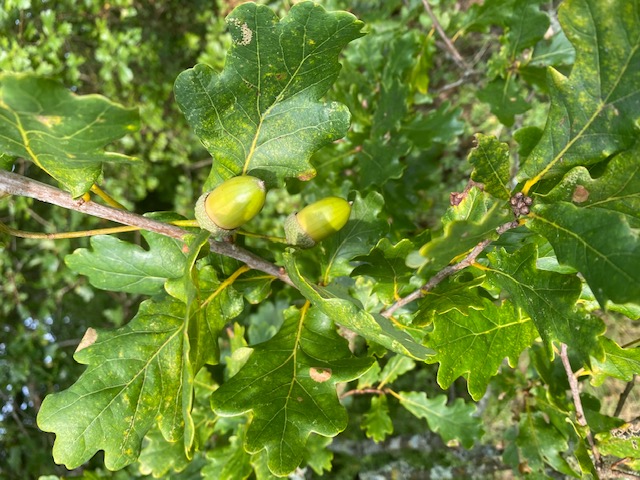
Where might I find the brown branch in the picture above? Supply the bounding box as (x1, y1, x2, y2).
(381, 220, 519, 318)
(0, 170, 294, 286)
(340, 388, 388, 399)
(614, 375, 636, 417)
(421, 0, 471, 73)
(559, 343, 603, 472)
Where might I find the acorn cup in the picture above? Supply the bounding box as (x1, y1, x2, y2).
(195, 175, 266, 236)
(285, 196, 351, 248)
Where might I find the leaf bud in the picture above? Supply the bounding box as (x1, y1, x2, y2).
(195, 175, 266, 235)
(285, 196, 351, 248)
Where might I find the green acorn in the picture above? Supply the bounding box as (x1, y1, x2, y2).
(195, 175, 266, 236)
(285, 196, 351, 248)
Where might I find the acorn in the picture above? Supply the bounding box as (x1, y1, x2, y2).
(195, 175, 266, 236)
(285, 196, 351, 248)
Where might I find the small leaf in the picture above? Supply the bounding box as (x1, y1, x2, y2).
(518, 0, 640, 189)
(210, 306, 373, 476)
(397, 392, 483, 449)
(487, 243, 604, 361)
(528, 202, 640, 307)
(468, 134, 512, 200)
(362, 395, 393, 442)
(477, 78, 530, 127)
(426, 296, 537, 400)
(516, 411, 579, 477)
(202, 427, 253, 480)
(589, 337, 640, 387)
(0, 73, 139, 197)
(174, 2, 364, 189)
(351, 238, 416, 305)
(416, 188, 512, 271)
(65, 228, 187, 296)
(378, 355, 415, 387)
(286, 253, 433, 360)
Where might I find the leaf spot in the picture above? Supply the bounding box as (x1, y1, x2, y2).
(36, 115, 62, 127)
(572, 185, 589, 203)
(76, 327, 98, 353)
(309, 367, 332, 383)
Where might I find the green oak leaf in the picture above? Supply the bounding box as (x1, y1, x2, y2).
(378, 355, 416, 387)
(210, 306, 373, 476)
(37, 296, 192, 470)
(362, 395, 393, 442)
(303, 435, 334, 476)
(425, 296, 537, 401)
(528, 202, 640, 307)
(504, 0, 549, 57)
(486, 243, 604, 361)
(0, 73, 139, 197)
(65, 222, 188, 296)
(356, 78, 410, 187)
(404, 101, 464, 149)
(397, 392, 483, 449)
(589, 337, 640, 387)
(414, 187, 512, 271)
(539, 149, 640, 227)
(516, 411, 579, 477)
(319, 190, 388, 282)
(351, 238, 416, 305)
(476, 77, 530, 127)
(286, 252, 433, 360)
(174, 2, 364, 190)
(468, 134, 512, 200)
(518, 0, 640, 189)
(413, 274, 486, 327)
(202, 426, 253, 480)
(138, 369, 218, 477)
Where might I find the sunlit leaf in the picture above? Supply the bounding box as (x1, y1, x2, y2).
(210, 306, 373, 476)
(0, 73, 139, 196)
(174, 2, 364, 190)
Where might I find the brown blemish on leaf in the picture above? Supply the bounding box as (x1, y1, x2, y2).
(76, 327, 98, 353)
(310, 367, 332, 383)
(572, 185, 589, 203)
(298, 170, 316, 181)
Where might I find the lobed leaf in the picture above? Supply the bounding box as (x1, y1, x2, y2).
(210, 306, 373, 476)
(174, 2, 364, 190)
(425, 296, 537, 400)
(528, 202, 640, 307)
(397, 392, 483, 449)
(362, 395, 393, 442)
(518, 0, 640, 190)
(0, 73, 139, 197)
(589, 337, 640, 387)
(65, 227, 187, 296)
(37, 296, 192, 470)
(487, 243, 604, 361)
(468, 134, 512, 200)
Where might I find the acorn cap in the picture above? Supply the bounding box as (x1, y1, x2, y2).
(285, 196, 351, 248)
